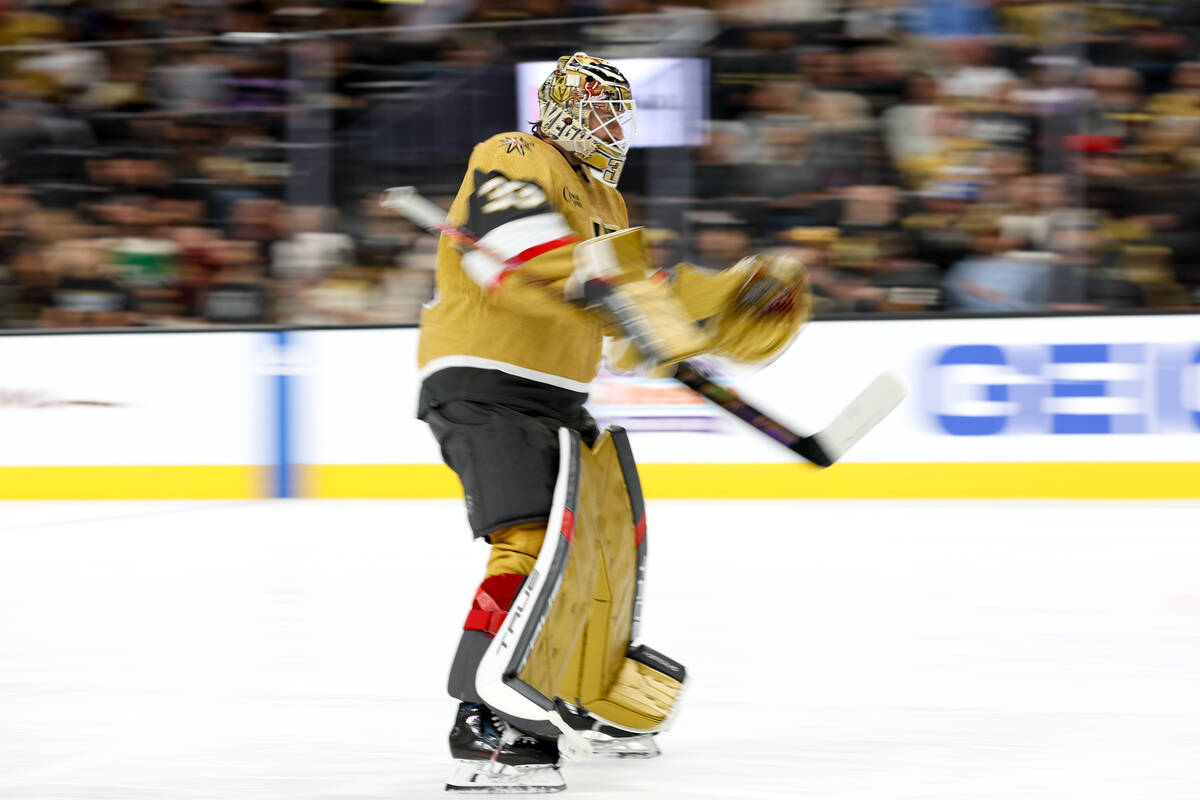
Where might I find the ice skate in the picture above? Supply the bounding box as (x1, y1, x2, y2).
(445, 703, 564, 793)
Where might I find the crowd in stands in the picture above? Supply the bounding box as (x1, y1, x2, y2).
(1, 0, 1200, 329)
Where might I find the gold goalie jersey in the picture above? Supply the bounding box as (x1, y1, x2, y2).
(418, 131, 629, 393)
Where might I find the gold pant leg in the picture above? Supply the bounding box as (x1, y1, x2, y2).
(485, 521, 547, 578)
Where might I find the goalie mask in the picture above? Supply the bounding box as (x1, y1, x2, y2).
(537, 52, 637, 188)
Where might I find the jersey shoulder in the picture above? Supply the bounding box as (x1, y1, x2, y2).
(475, 131, 540, 156)
(469, 132, 572, 186)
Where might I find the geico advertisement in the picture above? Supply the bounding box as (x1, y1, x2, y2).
(924, 342, 1198, 437)
(757, 313, 1199, 463)
(901, 314, 1199, 462)
(0, 332, 264, 466)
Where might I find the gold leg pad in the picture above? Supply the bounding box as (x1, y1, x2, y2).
(582, 657, 682, 731)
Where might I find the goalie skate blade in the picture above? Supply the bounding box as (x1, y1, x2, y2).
(445, 760, 565, 794)
(807, 371, 906, 465)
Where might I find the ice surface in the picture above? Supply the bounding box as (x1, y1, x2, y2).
(2, 499, 1199, 799)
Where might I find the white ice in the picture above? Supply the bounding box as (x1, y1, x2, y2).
(2, 499, 1199, 799)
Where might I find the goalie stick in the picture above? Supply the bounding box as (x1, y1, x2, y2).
(379, 186, 905, 468)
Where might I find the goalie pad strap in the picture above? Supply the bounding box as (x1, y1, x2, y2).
(463, 573, 526, 636)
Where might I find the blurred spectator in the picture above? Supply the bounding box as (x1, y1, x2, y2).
(227, 196, 283, 262)
(905, 0, 996, 40)
(15, 16, 106, 101)
(718, 0, 835, 26)
(687, 209, 753, 270)
(902, 177, 979, 272)
(997, 172, 1072, 250)
(844, 0, 906, 43)
(355, 195, 416, 268)
(1043, 215, 1145, 310)
(270, 205, 353, 284)
(151, 38, 232, 112)
(580, 1, 719, 58)
(40, 239, 140, 328)
(1147, 61, 1200, 120)
(92, 194, 179, 288)
(740, 101, 825, 205)
(830, 184, 943, 311)
(1084, 66, 1144, 140)
(882, 72, 947, 186)
(944, 223, 1051, 312)
(199, 240, 271, 325)
(694, 120, 753, 200)
(850, 46, 910, 115)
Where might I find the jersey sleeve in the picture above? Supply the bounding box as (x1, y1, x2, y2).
(455, 136, 581, 293)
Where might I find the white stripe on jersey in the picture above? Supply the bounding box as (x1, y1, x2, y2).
(420, 355, 594, 394)
(476, 212, 573, 262)
(461, 212, 574, 288)
(461, 250, 510, 289)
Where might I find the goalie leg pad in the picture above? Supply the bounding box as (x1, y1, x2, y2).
(578, 645, 685, 732)
(471, 426, 687, 742)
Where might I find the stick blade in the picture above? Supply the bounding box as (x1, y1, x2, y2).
(808, 371, 906, 465)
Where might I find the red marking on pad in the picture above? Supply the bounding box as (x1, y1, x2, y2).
(634, 513, 647, 547)
(561, 509, 576, 543)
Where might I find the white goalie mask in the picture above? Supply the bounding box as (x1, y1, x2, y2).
(537, 52, 637, 188)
